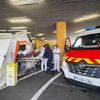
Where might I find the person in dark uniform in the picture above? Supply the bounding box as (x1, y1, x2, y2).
(43, 44, 54, 73)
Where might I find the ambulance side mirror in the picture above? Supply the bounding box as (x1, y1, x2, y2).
(64, 37, 72, 53)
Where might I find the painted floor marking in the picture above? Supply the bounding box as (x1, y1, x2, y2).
(0, 85, 7, 91)
(18, 70, 43, 82)
(0, 70, 42, 91)
(31, 72, 62, 100)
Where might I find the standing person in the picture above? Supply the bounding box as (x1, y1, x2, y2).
(39, 45, 47, 71)
(43, 44, 53, 73)
(53, 45, 61, 72)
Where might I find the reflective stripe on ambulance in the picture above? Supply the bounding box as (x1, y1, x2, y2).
(65, 56, 100, 64)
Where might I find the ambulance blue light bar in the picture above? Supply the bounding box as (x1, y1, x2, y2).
(85, 25, 100, 31)
(85, 26, 96, 31)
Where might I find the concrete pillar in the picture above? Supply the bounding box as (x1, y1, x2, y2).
(56, 21, 67, 63)
(35, 38, 41, 49)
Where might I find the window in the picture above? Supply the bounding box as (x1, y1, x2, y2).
(73, 33, 100, 49)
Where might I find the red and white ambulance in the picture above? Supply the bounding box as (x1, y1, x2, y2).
(62, 27, 100, 88)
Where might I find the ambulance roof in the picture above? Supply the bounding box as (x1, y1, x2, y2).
(78, 28, 100, 37)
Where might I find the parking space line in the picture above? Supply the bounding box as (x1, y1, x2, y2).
(18, 70, 43, 82)
(0, 70, 42, 91)
(30, 72, 62, 100)
(0, 85, 7, 91)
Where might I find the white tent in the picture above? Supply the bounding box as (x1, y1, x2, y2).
(0, 31, 32, 88)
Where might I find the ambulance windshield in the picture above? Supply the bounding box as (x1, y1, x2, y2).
(73, 33, 100, 49)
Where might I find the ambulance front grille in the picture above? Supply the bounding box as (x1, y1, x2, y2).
(67, 62, 100, 78)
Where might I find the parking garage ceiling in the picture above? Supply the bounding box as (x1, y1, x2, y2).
(0, 0, 100, 40)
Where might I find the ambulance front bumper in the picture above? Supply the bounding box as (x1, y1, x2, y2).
(62, 61, 100, 87)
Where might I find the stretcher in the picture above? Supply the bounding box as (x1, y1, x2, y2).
(17, 57, 40, 76)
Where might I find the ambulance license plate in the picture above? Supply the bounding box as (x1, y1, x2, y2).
(72, 75, 92, 85)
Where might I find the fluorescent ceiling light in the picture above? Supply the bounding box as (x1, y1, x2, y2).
(0, 33, 12, 35)
(11, 26, 27, 30)
(37, 33, 44, 36)
(41, 38, 45, 40)
(0, 33, 12, 39)
(10, 0, 43, 6)
(32, 37, 35, 40)
(74, 14, 100, 22)
(9, 29, 28, 32)
(75, 29, 85, 33)
(7, 17, 31, 23)
(0, 30, 7, 31)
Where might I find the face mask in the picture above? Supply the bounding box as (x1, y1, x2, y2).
(55, 46, 57, 49)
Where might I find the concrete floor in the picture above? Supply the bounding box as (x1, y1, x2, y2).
(0, 71, 100, 100)
(38, 75, 100, 100)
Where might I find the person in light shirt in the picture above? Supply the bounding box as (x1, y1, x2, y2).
(53, 45, 61, 72)
(39, 45, 48, 71)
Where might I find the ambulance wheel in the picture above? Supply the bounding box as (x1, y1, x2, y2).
(61, 71, 66, 78)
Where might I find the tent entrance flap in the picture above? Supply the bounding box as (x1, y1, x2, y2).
(14, 40, 32, 63)
(0, 39, 11, 87)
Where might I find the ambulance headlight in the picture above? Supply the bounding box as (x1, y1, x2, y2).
(62, 61, 68, 68)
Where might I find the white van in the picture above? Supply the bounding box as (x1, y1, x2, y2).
(62, 27, 100, 88)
